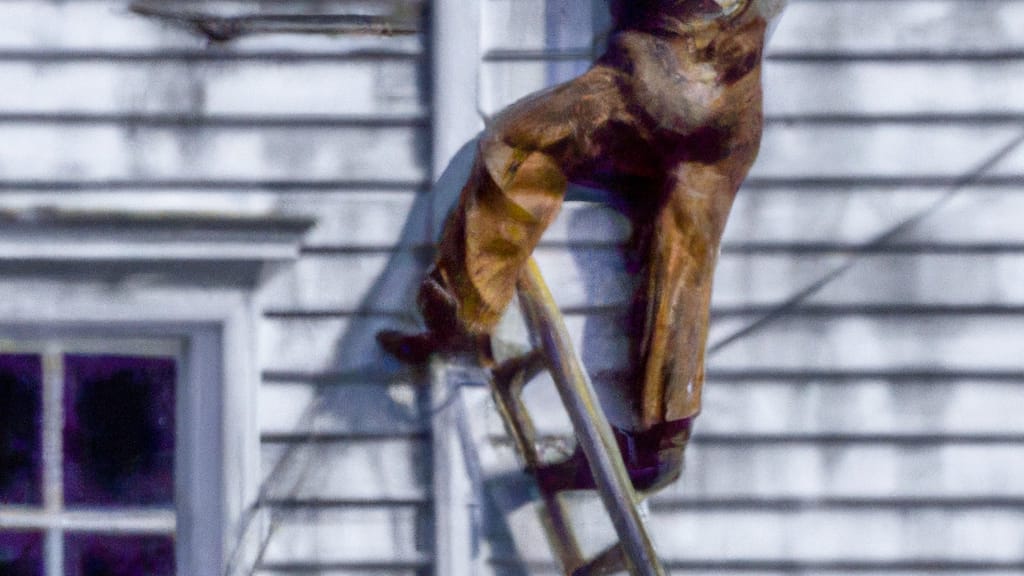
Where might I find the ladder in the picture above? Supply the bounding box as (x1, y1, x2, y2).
(482, 257, 669, 576)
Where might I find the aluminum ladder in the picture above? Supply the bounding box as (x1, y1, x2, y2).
(479, 258, 669, 576)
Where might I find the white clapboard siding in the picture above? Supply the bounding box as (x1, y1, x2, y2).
(0, 0, 436, 573)
(752, 125, 1023, 179)
(482, 0, 593, 52)
(483, 60, 1024, 117)
(261, 218, 1024, 313)
(468, 0, 1024, 574)
(0, 125, 425, 182)
(261, 380, 426, 436)
(0, 191, 429, 250)
(469, 442, 1024, 501)
(486, 374, 1024, 439)
(0, 61, 424, 115)
(260, 439, 429, 501)
(258, 508, 431, 565)
(708, 315, 1024, 371)
(772, 0, 1024, 54)
(480, 0, 1024, 54)
(763, 62, 1024, 115)
(490, 506, 1024, 562)
(700, 379, 1024, 435)
(6, 0, 1023, 573)
(727, 188, 1024, 244)
(260, 316, 408, 373)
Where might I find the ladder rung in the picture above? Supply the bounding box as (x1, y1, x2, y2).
(573, 543, 627, 576)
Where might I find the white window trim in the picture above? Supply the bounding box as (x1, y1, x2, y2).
(0, 337, 182, 574)
(0, 292, 261, 576)
(430, 2, 614, 573)
(0, 210, 310, 575)
(430, 2, 485, 575)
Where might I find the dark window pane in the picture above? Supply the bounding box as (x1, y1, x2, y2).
(63, 355, 175, 507)
(0, 531, 44, 576)
(0, 354, 42, 505)
(64, 534, 174, 576)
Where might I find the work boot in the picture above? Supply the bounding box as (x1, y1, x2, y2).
(377, 267, 492, 365)
(534, 418, 693, 494)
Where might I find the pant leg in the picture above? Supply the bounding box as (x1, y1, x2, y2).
(428, 66, 636, 335)
(635, 160, 752, 427)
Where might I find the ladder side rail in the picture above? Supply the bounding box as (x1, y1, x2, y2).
(516, 258, 668, 576)
(489, 356, 588, 571)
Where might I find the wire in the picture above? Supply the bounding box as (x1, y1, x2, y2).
(707, 127, 1024, 356)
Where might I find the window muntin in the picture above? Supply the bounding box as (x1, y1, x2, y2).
(0, 340, 180, 576)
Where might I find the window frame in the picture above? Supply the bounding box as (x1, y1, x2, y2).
(0, 285, 262, 576)
(0, 337, 183, 576)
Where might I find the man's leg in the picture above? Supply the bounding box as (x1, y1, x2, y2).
(380, 67, 629, 361)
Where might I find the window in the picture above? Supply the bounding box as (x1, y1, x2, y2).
(0, 209, 306, 575)
(0, 339, 181, 576)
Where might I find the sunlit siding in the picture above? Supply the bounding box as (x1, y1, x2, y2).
(0, 0, 435, 573)
(5, 0, 1024, 574)
(475, 0, 1024, 573)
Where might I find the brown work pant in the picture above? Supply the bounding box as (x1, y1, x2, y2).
(427, 27, 764, 431)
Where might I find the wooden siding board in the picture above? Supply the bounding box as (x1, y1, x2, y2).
(258, 508, 430, 564)
(276, 191, 425, 246)
(260, 251, 1024, 313)
(262, 565, 425, 569)
(504, 566, 1024, 576)
(487, 507, 1024, 563)
(0, 191, 282, 215)
(642, 443, 1024, 501)
(699, 380, 1024, 435)
(751, 125, 1023, 179)
(763, 62, 1024, 115)
(259, 253, 427, 315)
(260, 565, 428, 569)
(715, 253, 1024, 307)
(727, 189, 1024, 245)
(0, 125, 427, 181)
(260, 316, 402, 373)
(264, 311, 1021, 375)
(646, 509, 1024, 563)
(480, 0, 1024, 55)
(707, 315, 1024, 372)
(484, 376, 1024, 438)
(772, 0, 1024, 55)
(260, 564, 430, 574)
(260, 381, 426, 436)
(482, 60, 1024, 117)
(0, 61, 424, 116)
(260, 440, 429, 501)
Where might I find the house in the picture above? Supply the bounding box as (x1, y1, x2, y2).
(0, 0, 1022, 574)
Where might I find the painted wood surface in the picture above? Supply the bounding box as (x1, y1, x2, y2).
(2, 0, 1023, 573)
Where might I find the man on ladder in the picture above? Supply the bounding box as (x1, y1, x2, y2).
(380, 1, 787, 572)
